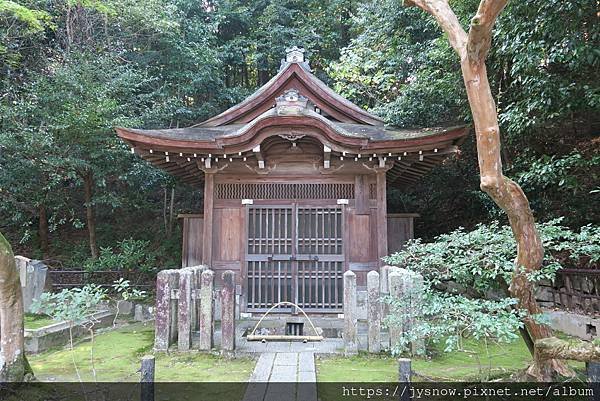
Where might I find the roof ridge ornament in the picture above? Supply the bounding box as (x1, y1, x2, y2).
(280, 46, 312, 71)
(275, 88, 311, 116)
(286, 46, 305, 62)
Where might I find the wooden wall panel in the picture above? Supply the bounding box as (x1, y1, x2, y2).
(213, 208, 243, 261)
(347, 210, 374, 263)
(180, 216, 203, 267)
(387, 214, 418, 254)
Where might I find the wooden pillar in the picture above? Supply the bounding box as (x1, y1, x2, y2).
(202, 172, 215, 265)
(376, 171, 388, 265)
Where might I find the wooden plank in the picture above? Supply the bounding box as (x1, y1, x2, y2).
(354, 175, 369, 215)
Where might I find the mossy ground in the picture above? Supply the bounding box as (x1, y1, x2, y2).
(24, 313, 57, 330)
(316, 337, 586, 382)
(28, 322, 255, 382)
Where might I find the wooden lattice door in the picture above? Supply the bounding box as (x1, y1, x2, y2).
(246, 205, 344, 312)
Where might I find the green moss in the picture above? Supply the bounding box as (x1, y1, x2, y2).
(317, 337, 586, 383)
(24, 314, 57, 330)
(28, 323, 255, 383)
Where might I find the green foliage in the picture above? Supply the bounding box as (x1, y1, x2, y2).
(383, 220, 600, 356)
(84, 238, 156, 272)
(112, 278, 146, 301)
(0, 0, 597, 264)
(31, 285, 107, 325)
(384, 289, 523, 356)
(385, 219, 599, 293)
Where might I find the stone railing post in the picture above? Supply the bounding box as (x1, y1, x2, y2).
(221, 270, 236, 353)
(388, 268, 425, 356)
(178, 269, 193, 351)
(154, 270, 179, 351)
(188, 266, 204, 333)
(343, 270, 358, 356)
(367, 270, 381, 353)
(199, 269, 214, 350)
(388, 270, 403, 351)
(15, 256, 47, 313)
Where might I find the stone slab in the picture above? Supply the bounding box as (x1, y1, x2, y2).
(298, 353, 315, 373)
(274, 352, 298, 366)
(297, 370, 316, 382)
(269, 365, 297, 382)
(250, 353, 276, 382)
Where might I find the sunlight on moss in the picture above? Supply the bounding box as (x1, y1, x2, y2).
(28, 323, 255, 382)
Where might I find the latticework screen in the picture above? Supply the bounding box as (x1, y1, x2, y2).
(216, 183, 354, 200)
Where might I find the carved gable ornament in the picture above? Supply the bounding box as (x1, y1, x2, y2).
(275, 88, 310, 116)
(285, 46, 305, 63)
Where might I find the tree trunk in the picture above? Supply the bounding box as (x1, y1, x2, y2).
(403, 0, 572, 380)
(83, 172, 99, 259)
(535, 337, 600, 363)
(460, 60, 572, 381)
(38, 205, 50, 260)
(0, 232, 29, 381)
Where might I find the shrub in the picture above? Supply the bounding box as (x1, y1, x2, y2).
(383, 219, 600, 356)
(83, 238, 156, 272)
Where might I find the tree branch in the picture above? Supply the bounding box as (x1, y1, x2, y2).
(467, 0, 509, 63)
(404, 0, 468, 56)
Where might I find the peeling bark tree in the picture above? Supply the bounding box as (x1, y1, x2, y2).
(535, 337, 600, 363)
(0, 232, 29, 381)
(403, 0, 570, 380)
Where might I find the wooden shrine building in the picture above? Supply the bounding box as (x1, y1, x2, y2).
(117, 47, 468, 313)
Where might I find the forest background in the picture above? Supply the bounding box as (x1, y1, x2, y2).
(1, 0, 597, 269)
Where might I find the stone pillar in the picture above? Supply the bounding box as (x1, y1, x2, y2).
(199, 269, 214, 350)
(221, 270, 236, 353)
(388, 270, 403, 351)
(388, 268, 425, 356)
(367, 270, 381, 353)
(379, 265, 390, 294)
(15, 256, 47, 313)
(178, 269, 193, 351)
(155, 270, 179, 351)
(398, 358, 412, 401)
(380, 265, 391, 319)
(189, 265, 205, 333)
(140, 355, 155, 401)
(343, 270, 358, 356)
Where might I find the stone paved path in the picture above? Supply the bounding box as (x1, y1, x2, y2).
(243, 352, 317, 401)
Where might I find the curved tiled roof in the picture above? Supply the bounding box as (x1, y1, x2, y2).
(116, 53, 470, 187)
